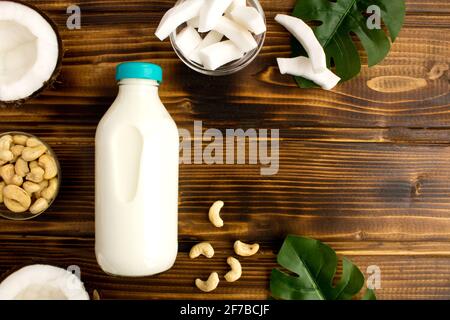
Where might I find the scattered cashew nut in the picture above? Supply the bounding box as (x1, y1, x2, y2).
(39, 154, 58, 180)
(3, 185, 31, 213)
(41, 177, 58, 201)
(428, 63, 449, 80)
(209, 200, 224, 228)
(26, 167, 45, 183)
(195, 272, 220, 293)
(15, 158, 30, 177)
(224, 257, 242, 283)
(234, 240, 260, 257)
(30, 198, 49, 215)
(189, 242, 215, 259)
(92, 289, 101, 300)
(22, 145, 47, 162)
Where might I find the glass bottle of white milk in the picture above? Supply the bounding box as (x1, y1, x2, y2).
(95, 62, 179, 277)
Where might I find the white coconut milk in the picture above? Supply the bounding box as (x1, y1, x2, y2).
(95, 71, 179, 277)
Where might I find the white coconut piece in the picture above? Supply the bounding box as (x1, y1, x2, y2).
(275, 14, 327, 73)
(175, 26, 203, 57)
(0, 265, 90, 300)
(187, 16, 200, 28)
(225, 0, 246, 15)
(230, 6, 266, 35)
(155, 0, 204, 41)
(277, 56, 341, 90)
(213, 16, 257, 53)
(0, 1, 60, 102)
(199, 40, 244, 70)
(198, 0, 233, 33)
(189, 30, 224, 65)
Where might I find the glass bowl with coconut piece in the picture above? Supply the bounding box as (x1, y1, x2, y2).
(0, 132, 61, 221)
(0, 1, 63, 106)
(155, 0, 266, 76)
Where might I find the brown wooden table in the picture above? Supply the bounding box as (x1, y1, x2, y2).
(0, 0, 449, 300)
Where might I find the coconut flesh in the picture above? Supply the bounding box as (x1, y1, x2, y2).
(155, 0, 266, 70)
(0, 265, 89, 300)
(0, 1, 60, 103)
(275, 14, 341, 90)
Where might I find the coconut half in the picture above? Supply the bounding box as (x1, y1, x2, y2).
(0, 1, 62, 104)
(0, 265, 90, 300)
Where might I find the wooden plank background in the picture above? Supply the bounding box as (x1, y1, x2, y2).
(0, 0, 449, 300)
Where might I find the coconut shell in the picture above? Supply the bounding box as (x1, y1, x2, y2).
(0, 0, 64, 107)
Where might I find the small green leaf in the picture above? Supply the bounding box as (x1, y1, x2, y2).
(362, 289, 377, 300)
(270, 235, 376, 300)
(291, 0, 405, 86)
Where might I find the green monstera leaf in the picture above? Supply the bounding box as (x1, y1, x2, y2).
(291, 0, 405, 87)
(270, 235, 376, 300)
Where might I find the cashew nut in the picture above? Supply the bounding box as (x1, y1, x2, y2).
(29, 161, 40, 170)
(39, 154, 58, 180)
(3, 185, 31, 213)
(209, 200, 224, 228)
(1, 164, 15, 183)
(13, 135, 28, 146)
(41, 177, 58, 201)
(11, 145, 24, 158)
(195, 272, 219, 293)
(93, 289, 101, 300)
(234, 241, 260, 257)
(0, 182, 4, 204)
(0, 150, 13, 162)
(23, 181, 41, 195)
(9, 175, 23, 187)
(26, 137, 43, 148)
(427, 63, 449, 81)
(1, 164, 23, 186)
(224, 257, 242, 282)
(30, 198, 49, 215)
(0, 135, 12, 150)
(26, 167, 45, 183)
(15, 158, 29, 177)
(35, 180, 49, 198)
(22, 145, 47, 162)
(189, 242, 215, 259)
(39, 179, 49, 190)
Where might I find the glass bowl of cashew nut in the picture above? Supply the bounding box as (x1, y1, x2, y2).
(0, 132, 61, 221)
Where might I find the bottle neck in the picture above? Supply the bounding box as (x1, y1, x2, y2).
(117, 79, 160, 100)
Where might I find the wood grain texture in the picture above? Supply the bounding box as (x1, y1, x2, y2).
(0, 0, 449, 300)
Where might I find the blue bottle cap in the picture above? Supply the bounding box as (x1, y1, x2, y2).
(116, 62, 163, 83)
